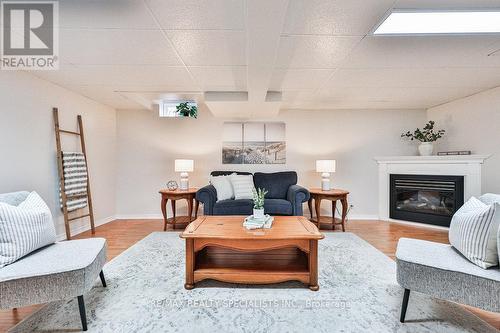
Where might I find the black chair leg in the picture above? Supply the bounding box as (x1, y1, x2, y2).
(400, 289, 410, 323)
(77, 295, 88, 331)
(99, 270, 107, 288)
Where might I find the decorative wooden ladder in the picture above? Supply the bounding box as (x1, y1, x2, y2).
(53, 108, 95, 240)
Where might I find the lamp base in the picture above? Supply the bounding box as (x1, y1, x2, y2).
(180, 172, 189, 191)
(321, 172, 331, 191)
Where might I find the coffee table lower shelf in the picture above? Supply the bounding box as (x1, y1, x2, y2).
(184, 241, 319, 291)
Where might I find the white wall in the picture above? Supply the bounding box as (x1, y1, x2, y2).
(116, 107, 426, 219)
(0, 71, 117, 238)
(427, 87, 500, 194)
(3, 69, 497, 232)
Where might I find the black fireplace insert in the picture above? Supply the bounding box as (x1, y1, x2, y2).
(390, 174, 464, 227)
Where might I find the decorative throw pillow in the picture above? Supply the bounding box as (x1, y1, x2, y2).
(449, 197, 500, 269)
(0, 191, 57, 268)
(478, 194, 500, 265)
(210, 174, 234, 201)
(230, 174, 255, 200)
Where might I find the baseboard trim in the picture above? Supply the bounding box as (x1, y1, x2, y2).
(56, 215, 116, 241)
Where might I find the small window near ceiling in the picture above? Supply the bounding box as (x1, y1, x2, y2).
(158, 101, 198, 118)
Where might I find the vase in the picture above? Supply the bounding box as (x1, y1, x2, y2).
(418, 142, 434, 156)
(253, 208, 265, 219)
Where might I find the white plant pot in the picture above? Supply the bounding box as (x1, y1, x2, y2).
(253, 208, 265, 219)
(418, 142, 434, 156)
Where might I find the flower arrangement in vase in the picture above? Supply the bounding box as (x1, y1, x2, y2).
(401, 120, 445, 156)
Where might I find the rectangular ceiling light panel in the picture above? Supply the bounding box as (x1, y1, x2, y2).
(374, 11, 500, 35)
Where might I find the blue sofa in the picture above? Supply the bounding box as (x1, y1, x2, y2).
(196, 171, 310, 216)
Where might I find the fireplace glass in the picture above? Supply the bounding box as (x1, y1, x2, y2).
(390, 174, 464, 227)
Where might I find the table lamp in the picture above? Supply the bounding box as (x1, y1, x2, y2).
(175, 159, 194, 190)
(316, 160, 336, 191)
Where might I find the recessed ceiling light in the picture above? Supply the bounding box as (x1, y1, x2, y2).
(374, 11, 500, 35)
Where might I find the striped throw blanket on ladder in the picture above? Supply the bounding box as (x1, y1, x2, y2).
(60, 152, 88, 212)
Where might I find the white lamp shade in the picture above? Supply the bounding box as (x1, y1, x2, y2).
(316, 160, 336, 173)
(174, 159, 194, 172)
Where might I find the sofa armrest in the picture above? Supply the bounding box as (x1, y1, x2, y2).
(287, 185, 310, 216)
(196, 185, 217, 215)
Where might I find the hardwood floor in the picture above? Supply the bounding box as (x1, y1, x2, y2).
(1, 218, 499, 332)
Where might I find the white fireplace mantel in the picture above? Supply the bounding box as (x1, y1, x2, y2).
(374, 155, 490, 222)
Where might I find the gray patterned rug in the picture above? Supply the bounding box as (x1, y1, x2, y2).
(10, 232, 498, 333)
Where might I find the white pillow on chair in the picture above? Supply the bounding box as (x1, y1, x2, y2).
(230, 174, 255, 200)
(449, 197, 500, 269)
(478, 193, 500, 265)
(0, 191, 56, 268)
(210, 174, 234, 202)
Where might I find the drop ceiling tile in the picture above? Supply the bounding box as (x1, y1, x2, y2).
(119, 91, 203, 103)
(32, 65, 197, 88)
(64, 85, 146, 109)
(282, 86, 487, 109)
(145, 0, 245, 30)
(60, 29, 181, 65)
(283, 0, 394, 36)
(60, 0, 156, 29)
(281, 90, 320, 104)
(315, 86, 486, 109)
(269, 69, 333, 90)
(276, 35, 361, 68)
(189, 66, 247, 90)
(326, 68, 500, 89)
(167, 30, 246, 66)
(343, 36, 500, 69)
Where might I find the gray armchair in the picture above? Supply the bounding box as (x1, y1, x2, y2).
(396, 237, 500, 323)
(0, 191, 107, 331)
(196, 171, 310, 216)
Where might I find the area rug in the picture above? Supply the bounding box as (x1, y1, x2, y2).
(10, 232, 497, 333)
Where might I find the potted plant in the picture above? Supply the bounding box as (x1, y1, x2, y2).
(252, 188, 268, 219)
(401, 121, 445, 156)
(176, 102, 198, 118)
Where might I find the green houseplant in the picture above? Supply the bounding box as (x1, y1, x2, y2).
(401, 120, 445, 156)
(252, 188, 268, 219)
(176, 102, 198, 118)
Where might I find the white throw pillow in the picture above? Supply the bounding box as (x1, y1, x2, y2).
(230, 174, 255, 200)
(0, 191, 57, 268)
(210, 174, 234, 202)
(449, 197, 500, 269)
(478, 194, 500, 264)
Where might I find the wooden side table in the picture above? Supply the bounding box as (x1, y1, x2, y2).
(308, 188, 350, 232)
(159, 188, 199, 231)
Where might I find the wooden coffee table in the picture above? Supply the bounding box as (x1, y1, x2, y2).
(180, 216, 324, 291)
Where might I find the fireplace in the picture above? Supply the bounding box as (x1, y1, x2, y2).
(390, 174, 464, 227)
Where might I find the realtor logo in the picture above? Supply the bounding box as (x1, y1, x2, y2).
(1, 1, 59, 70)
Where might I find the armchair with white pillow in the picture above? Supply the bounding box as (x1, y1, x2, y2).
(0, 191, 107, 331)
(396, 193, 500, 323)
